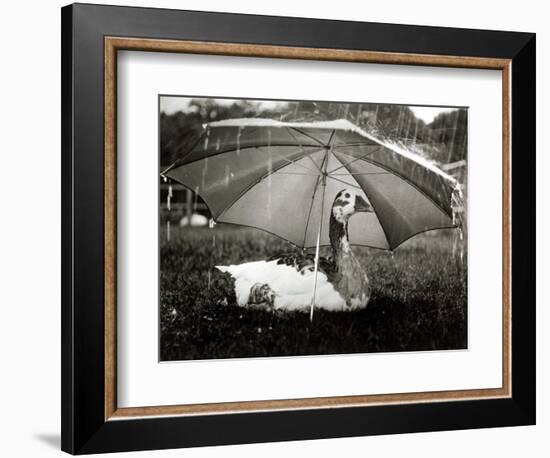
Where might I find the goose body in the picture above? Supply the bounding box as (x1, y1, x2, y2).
(216, 189, 373, 312)
(217, 258, 345, 311)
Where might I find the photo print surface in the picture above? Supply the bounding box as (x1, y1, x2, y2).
(159, 96, 468, 361)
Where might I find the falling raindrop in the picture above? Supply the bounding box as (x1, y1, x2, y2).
(451, 186, 465, 226)
(451, 186, 466, 268)
(313, 102, 320, 116)
(459, 228, 464, 265)
(342, 103, 350, 120)
(373, 104, 379, 128)
(224, 165, 230, 187)
(208, 225, 216, 291)
(267, 130, 272, 219)
(447, 110, 459, 163)
(166, 179, 172, 242)
(412, 118, 419, 147)
(204, 127, 210, 150)
(236, 126, 243, 156)
(193, 186, 199, 212)
(201, 158, 208, 190)
(215, 138, 221, 151)
(452, 230, 457, 258)
(167, 183, 172, 211)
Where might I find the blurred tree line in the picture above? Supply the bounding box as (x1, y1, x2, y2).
(160, 98, 467, 167)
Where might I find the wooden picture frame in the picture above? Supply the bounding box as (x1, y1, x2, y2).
(62, 3, 535, 454)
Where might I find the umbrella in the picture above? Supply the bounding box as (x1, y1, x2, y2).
(162, 118, 458, 318)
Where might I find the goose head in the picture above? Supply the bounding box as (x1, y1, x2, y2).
(329, 188, 374, 256)
(331, 188, 373, 223)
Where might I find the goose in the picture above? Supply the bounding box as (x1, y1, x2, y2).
(216, 189, 374, 312)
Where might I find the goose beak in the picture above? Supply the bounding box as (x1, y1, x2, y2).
(354, 195, 374, 213)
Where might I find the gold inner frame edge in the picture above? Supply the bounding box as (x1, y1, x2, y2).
(104, 36, 512, 421)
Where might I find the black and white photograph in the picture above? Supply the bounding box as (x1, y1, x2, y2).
(159, 96, 468, 361)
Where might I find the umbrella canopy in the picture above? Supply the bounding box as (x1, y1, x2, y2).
(162, 118, 458, 251)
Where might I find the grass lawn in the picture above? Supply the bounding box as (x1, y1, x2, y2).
(160, 224, 467, 361)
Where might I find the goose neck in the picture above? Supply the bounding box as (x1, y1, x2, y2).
(329, 213, 352, 262)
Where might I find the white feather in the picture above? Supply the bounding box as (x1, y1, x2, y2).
(216, 260, 353, 312)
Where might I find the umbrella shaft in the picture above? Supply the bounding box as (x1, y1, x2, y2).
(310, 223, 322, 321)
(310, 163, 328, 322)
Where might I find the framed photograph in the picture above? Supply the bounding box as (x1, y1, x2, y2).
(61, 3, 536, 454)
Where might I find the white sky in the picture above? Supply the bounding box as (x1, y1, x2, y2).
(160, 96, 459, 124)
(409, 106, 458, 124)
(160, 97, 284, 115)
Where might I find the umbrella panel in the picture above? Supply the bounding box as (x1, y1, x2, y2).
(218, 157, 321, 246)
(164, 145, 321, 218)
(332, 143, 455, 215)
(334, 150, 454, 248)
(177, 125, 334, 166)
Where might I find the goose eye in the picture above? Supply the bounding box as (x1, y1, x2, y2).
(344, 193, 350, 199)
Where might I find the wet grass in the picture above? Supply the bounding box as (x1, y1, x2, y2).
(160, 224, 467, 361)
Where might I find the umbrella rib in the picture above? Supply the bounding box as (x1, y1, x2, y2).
(330, 172, 391, 176)
(276, 172, 321, 176)
(215, 159, 299, 220)
(331, 142, 378, 148)
(333, 149, 454, 219)
(289, 127, 326, 146)
(327, 147, 383, 174)
(216, 151, 324, 222)
(303, 151, 323, 172)
(259, 146, 323, 174)
(165, 144, 321, 171)
(160, 130, 209, 175)
(301, 151, 329, 248)
(327, 129, 336, 146)
(285, 128, 324, 172)
(325, 175, 362, 190)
